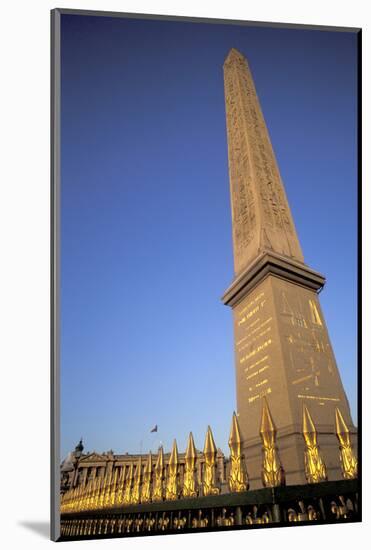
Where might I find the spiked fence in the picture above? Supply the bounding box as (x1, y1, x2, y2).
(60, 402, 358, 538)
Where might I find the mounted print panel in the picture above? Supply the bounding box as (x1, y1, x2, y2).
(51, 8, 360, 542)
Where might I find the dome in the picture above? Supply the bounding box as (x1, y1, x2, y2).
(75, 438, 84, 453)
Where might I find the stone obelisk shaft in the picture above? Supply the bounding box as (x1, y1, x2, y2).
(223, 48, 303, 275)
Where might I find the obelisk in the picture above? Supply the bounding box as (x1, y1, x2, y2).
(222, 48, 356, 488)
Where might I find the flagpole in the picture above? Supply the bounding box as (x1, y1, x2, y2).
(149, 425, 159, 453)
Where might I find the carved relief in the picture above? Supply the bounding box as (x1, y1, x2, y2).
(224, 49, 304, 274)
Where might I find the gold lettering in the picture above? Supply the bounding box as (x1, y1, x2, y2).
(236, 317, 260, 345)
(245, 365, 270, 380)
(240, 339, 272, 363)
(237, 317, 273, 349)
(244, 355, 269, 372)
(249, 317, 272, 336)
(238, 305, 260, 325)
(297, 394, 340, 402)
(248, 386, 272, 403)
(238, 326, 272, 352)
(239, 292, 265, 316)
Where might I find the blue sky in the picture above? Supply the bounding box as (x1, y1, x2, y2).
(60, 14, 358, 459)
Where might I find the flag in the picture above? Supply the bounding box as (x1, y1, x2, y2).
(150, 424, 158, 433)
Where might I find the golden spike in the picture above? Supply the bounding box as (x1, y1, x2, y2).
(83, 482, 88, 510)
(77, 484, 83, 512)
(228, 412, 249, 492)
(202, 426, 220, 496)
(84, 480, 90, 510)
(89, 479, 94, 510)
(85, 481, 90, 509)
(122, 462, 134, 505)
(183, 432, 198, 497)
(67, 488, 71, 513)
(90, 477, 98, 510)
(204, 425, 217, 456)
(303, 403, 317, 436)
(335, 406, 349, 435)
(98, 477, 104, 511)
(87, 479, 93, 510)
(86, 478, 93, 510)
(74, 487, 78, 511)
(165, 439, 180, 500)
(89, 478, 94, 510)
(335, 407, 357, 479)
(131, 456, 142, 504)
(97, 476, 103, 509)
(72, 486, 76, 512)
(74, 485, 79, 512)
(72, 486, 77, 512)
(83, 479, 90, 511)
(79, 483, 84, 511)
(110, 468, 119, 506)
(259, 398, 285, 487)
(80, 482, 85, 511)
(98, 472, 108, 509)
(141, 452, 153, 503)
(115, 466, 125, 505)
(103, 469, 112, 508)
(302, 404, 327, 483)
(260, 397, 276, 436)
(152, 446, 164, 502)
(94, 476, 103, 509)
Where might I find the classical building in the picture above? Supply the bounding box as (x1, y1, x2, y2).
(61, 436, 228, 497)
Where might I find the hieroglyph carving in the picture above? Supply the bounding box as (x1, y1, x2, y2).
(223, 49, 304, 274)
